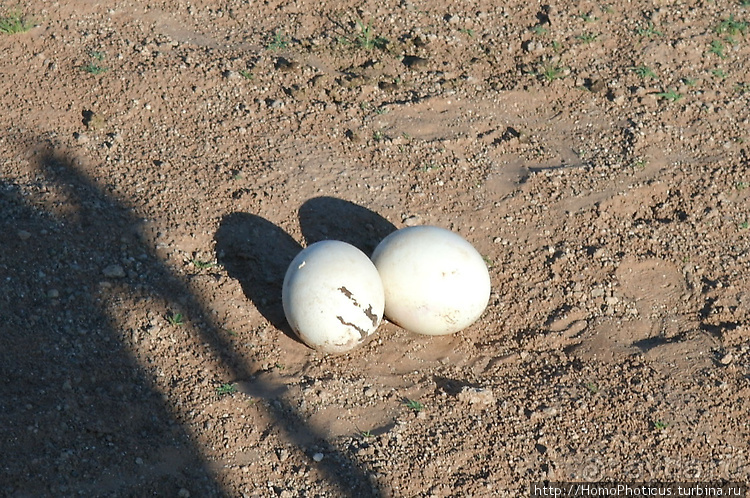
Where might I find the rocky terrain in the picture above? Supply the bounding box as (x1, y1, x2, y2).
(1, 0, 749, 496)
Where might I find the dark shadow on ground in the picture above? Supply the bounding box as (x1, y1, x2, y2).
(0, 146, 222, 496)
(0, 140, 380, 496)
(214, 213, 302, 340)
(214, 198, 397, 336)
(298, 197, 397, 256)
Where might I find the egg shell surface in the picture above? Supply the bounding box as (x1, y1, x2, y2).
(371, 226, 490, 336)
(282, 240, 384, 354)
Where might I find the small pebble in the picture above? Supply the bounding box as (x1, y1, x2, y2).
(312, 452, 324, 462)
(403, 215, 422, 226)
(102, 264, 126, 278)
(402, 55, 429, 69)
(719, 353, 733, 365)
(18, 230, 32, 240)
(458, 387, 496, 406)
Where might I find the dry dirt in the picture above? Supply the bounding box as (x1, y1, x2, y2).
(1, 0, 750, 497)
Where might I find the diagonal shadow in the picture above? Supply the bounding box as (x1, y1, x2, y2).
(0, 140, 380, 496)
(0, 148, 222, 496)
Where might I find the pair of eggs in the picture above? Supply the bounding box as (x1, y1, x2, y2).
(282, 225, 491, 354)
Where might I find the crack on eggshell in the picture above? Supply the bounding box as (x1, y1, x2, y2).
(441, 312, 458, 325)
(363, 304, 378, 327)
(338, 286, 379, 327)
(335, 315, 369, 340)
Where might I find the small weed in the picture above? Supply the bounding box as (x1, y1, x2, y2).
(653, 420, 669, 431)
(0, 10, 33, 34)
(224, 328, 238, 337)
(530, 25, 548, 36)
(239, 70, 253, 80)
(360, 429, 374, 438)
(216, 383, 237, 396)
(715, 15, 747, 37)
(736, 181, 749, 190)
(80, 51, 108, 74)
(267, 29, 290, 51)
(80, 54, 108, 75)
(191, 259, 216, 269)
(403, 398, 424, 412)
(459, 28, 474, 37)
(577, 32, 599, 44)
(741, 0, 750, 6)
(636, 22, 662, 38)
(739, 221, 749, 229)
(631, 65, 657, 80)
(167, 312, 185, 326)
(418, 161, 443, 172)
(584, 382, 599, 394)
(709, 39, 727, 58)
(579, 13, 598, 23)
(682, 77, 698, 86)
(375, 106, 389, 115)
(274, 362, 285, 370)
(551, 40, 563, 52)
(482, 255, 494, 268)
(735, 82, 750, 94)
(711, 68, 727, 79)
(373, 130, 384, 142)
(354, 19, 388, 50)
(656, 89, 683, 102)
(539, 63, 565, 82)
(81, 63, 108, 75)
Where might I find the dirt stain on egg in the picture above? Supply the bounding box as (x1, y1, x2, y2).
(335, 315, 369, 340)
(338, 286, 380, 327)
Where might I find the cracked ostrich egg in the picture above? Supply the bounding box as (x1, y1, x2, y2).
(282, 240, 385, 354)
(371, 226, 491, 336)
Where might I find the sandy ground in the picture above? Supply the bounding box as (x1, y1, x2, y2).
(1, 0, 749, 496)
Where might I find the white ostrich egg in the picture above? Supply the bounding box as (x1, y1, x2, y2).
(282, 240, 385, 354)
(371, 226, 490, 336)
